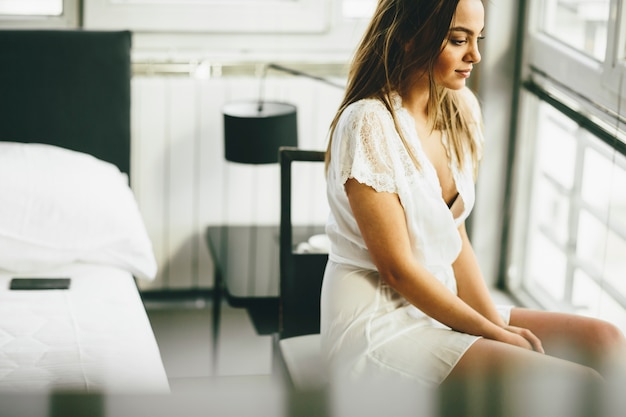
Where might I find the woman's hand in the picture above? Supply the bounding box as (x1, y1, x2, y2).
(500, 325, 545, 353)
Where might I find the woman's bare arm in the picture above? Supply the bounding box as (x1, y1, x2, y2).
(344, 178, 542, 351)
(453, 222, 506, 326)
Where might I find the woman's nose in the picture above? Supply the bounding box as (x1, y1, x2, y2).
(466, 45, 481, 64)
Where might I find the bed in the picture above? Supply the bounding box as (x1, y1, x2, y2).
(0, 30, 169, 394)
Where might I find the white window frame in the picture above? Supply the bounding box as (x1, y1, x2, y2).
(525, 0, 626, 127)
(83, 0, 331, 33)
(506, 0, 626, 319)
(508, 91, 626, 325)
(604, 0, 626, 90)
(0, 0, 78, 28)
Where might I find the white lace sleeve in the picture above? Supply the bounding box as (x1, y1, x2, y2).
(333, 100, 399, 194)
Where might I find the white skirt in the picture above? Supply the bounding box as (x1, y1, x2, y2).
(320, 260, 513, 387)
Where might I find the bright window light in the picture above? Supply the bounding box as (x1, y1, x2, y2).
(0, 0, 63, 16)
(342, 0, 376, 19)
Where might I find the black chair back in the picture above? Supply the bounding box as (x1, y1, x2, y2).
(279, 147, 328, 339)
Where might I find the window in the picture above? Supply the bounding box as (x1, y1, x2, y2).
(505, 0, 626, 331)
(83, 0, 330, 33)
(0, 0, 77, 27)
(542, 0, 610, 61)
(342, 0, 376, 19)
(525, 0, 626, 122)
(0, 0, 63, 15)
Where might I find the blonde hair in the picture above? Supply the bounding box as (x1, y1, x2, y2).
(325, 0, 483, 177)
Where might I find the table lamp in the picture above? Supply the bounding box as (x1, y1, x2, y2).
(223, 100, 298, 164)
(222, 63, 344, 164)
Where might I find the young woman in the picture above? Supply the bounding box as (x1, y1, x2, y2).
(321, 0, 625, 388)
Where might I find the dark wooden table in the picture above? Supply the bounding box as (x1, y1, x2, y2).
(205, 224, 325, 360)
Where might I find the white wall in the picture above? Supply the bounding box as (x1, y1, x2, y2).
(131, 74, 344, 291)
(474, 1, 520, 288)
(121, 1, 366, 292)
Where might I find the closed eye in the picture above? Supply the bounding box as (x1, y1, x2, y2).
(449, 35, 484, 47)
(449, 26, 485, 45)
(450, 39, 468, 46)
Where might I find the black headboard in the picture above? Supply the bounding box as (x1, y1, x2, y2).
(0, 30, 132, 176)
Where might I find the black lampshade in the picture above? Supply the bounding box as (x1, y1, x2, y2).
(223, 101, 298, 164)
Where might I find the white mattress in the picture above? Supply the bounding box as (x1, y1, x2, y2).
(0, 263, 169, 394)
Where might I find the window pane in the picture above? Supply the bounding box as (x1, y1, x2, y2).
(577, 210, 607, 274)
(84, 0, 329, 33)
(516, 101, 578, 305)
(572, 269, 626, 333)
(111, 0, 290, 3)
(542, 0, 610, 61)
(607, 152, 626, 233)
(535, 103, 578, 190)
(535, 179, 570, 245)
(583, 144, 626, 230)
(526, 233, 567, 301)
(581, 145, 614, 217)
(343, 0, 376, 18)
(572, 269, 602, 314)
(0, 0, 62, 15)
(517, 100, 626, 324)
(604, 229, 626, 297)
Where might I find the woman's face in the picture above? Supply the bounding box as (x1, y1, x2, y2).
(433, 0, 484, 90)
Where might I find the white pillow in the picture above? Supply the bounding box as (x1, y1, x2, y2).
(0, 143, 157, 280)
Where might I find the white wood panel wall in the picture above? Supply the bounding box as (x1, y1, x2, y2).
(131, 75, 343, 291)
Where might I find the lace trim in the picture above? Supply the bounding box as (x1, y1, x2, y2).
(337, 99, 420, 194)
(335, 92, 481, 196)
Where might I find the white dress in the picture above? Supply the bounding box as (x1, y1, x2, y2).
(320, 89, 512, 387)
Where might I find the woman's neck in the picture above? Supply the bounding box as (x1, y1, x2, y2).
(402, 93, 432, 130)
(401, 76, 431, 124)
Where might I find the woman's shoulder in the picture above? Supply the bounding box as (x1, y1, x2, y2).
(340, 96, 393, 126)
(345, 96, 389, 113)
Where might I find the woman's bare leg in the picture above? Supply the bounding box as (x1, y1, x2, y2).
(443, 337, 604, 416)
(441, 308, 626, 415)
(448, 337, 602, 382)
(509, 308, 626, 374)
(445, 308, 625, 381)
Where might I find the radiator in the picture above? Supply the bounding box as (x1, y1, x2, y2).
(131, 74, 343, 292)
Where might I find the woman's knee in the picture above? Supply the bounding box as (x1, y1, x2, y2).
(580, 364, 604, 384)
(586, 319, 625, 353)
(511, 308, 624, 355)
(448, 338, 604, 386)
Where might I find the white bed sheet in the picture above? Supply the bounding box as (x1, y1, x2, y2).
(0, 263, 169, 394)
